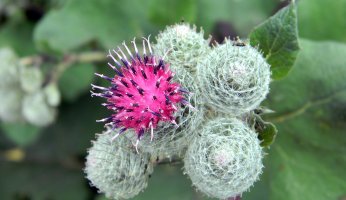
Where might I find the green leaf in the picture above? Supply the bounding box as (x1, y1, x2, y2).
(249, 40, 346, 200)
(250, 3, 300, 80)
(268, 134, 346, 200)
(148, 0, 197, 26)
(298, 0, 346, 43)
(58, 63, 95, 102)
(253, 116, 277, 148)
(0, 123, 42, 147)
(34, 0, 151, 53)
(0, 162, 88, 200)
(258, 121, 277, 147)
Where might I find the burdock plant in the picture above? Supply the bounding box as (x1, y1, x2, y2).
(85, 2, 300, 198)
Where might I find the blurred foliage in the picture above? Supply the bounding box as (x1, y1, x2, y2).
(256, 39, 346, 200)
(1, 123, 41, 146)
(0, 20, 36, 56)
(298, 0, 346, 43)
(0, 0, 345, 200)
(58, 63, 95, 102)
(34, 0, 152, 53)
(148, 0, 197, 26)
(0, 162, 89, 200)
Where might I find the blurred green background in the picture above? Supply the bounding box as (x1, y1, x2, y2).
(0, 0, 345, 199)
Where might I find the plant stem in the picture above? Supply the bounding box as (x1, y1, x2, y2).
(52, 51, 106, 83)
(75, 51, 105, 63)
(19, 51, 105, 66)
(19, 51, 107, 84)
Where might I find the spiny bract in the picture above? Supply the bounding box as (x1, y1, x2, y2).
(92, 37, 192, 150)
(124, 67, 204, 159)
(197, 39, 271, 116)
(125, 95, 203, 159)
(184, 117, 263, 199)
(85, 130, 153, 199)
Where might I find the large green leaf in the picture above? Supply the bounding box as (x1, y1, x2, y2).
(298, 0, 346, 43)
(267, 40, 346, 149)
(34, 0, 151, 53)
(248, 40, 346, 200)
(250, 3, 300, 80)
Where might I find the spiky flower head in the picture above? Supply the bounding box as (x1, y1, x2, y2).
(197, 39, 271, 116)
(92, 37, 191, 150)
(85, 129, 153, 199)
(154, 23, 210, 75)
(184, 117, 263, 199)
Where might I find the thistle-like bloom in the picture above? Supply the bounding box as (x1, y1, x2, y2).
(91, 37, 188, 150)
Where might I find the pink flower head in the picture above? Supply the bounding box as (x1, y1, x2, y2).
(91, 37, 190, 149)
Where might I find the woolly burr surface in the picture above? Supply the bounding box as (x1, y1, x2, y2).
(197, 40, 271, 116)
(154, 23, 210, 75)
(85, 131, 153, 200)
(184, 117, 263, 199)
